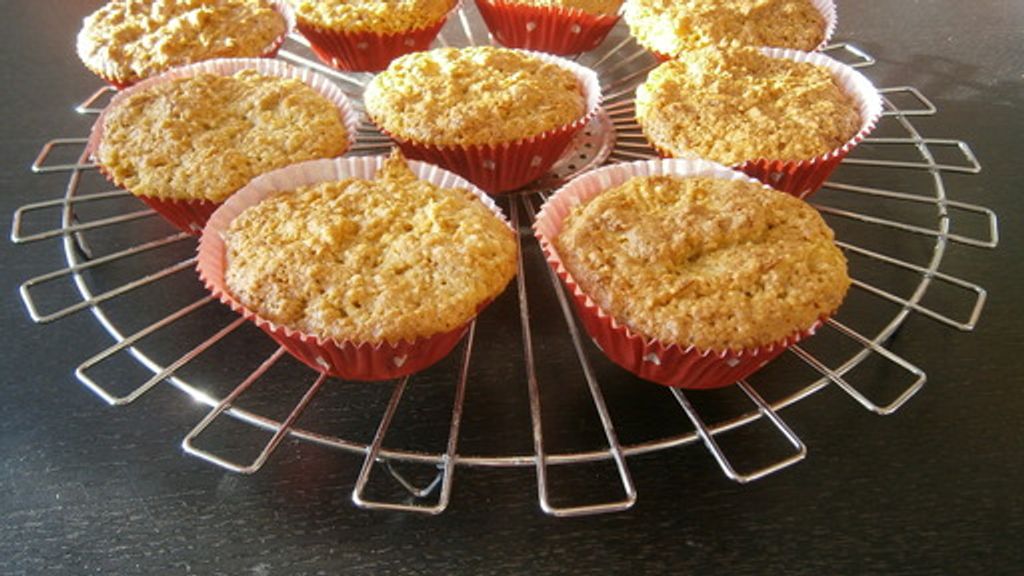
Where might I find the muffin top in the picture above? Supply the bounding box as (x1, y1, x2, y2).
(635, 47, 861, 164)
(289, 0, 455, 33)
(554, 174, 850, 350)
(624, 0, 825, 56)
(364, 46, 587, 147)
(77, 0, 286, 85)
(96, 69, 350, 202)
(224, 152, 518, 344)
(502, 0, 624, 16)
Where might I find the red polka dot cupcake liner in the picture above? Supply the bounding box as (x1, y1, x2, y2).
(474, 0, 620, 56)
(294, 4, 456, 72)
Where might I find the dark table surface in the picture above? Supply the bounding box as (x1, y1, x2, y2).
(2, 1, 1022, 574)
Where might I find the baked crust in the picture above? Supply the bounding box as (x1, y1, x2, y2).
(78, 0, 286, 84)
(97, 70, 349, 202)
(364, 47, 586, 147)
(624, 0, 825, 56)
(635, 47, 861, 165)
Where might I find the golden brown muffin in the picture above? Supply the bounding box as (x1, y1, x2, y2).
(364, 46, 587, 147)
(96, 69, 350, 202)
(635, 47, 860, 165)
(503, 0, 623, 16)
(224, 152, 518, 344)
(624, 0, 825, 56)
(289, 0, 455, 34)
(77, 0, 287, 85)
(554, 174, 850, 350)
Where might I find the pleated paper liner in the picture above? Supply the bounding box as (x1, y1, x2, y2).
(85, 57, 360, 234)
(643, 47, 882, 200)
(370, 50, 603, 194)
(637, 0, 837, 61)
(76, 1, 296, 90)
(474, 0, 620, 56)
(294, 2, 457, 72)
(534, 158, 832, 390)
(197, 156, 515, 381)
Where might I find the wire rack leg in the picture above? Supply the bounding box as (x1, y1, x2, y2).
(31, 138, 95, 173)
(19, 232, 192, 321)
(351, 322, 476, 514)
(797, 319, 927, 415)
(74, 296, 216, 405)
(672, 383, 807, 484)
(181, 348, 326, 474)
(75, 85, 116, 114)
(520, 196, 636, 516)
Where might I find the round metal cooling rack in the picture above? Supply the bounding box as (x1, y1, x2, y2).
(12, 8, 1000, 517)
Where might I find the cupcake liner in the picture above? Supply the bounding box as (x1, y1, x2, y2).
(86, 57, 359, 234)
(643, 48, 882, 200)
(640, 0, 836, 60)
(77, 1, 295, 89)
(474, 0, 620, 55)
(370, 50, 603, 194)
(294, 3, 456, 72)
(197, 155, 515, 381)
(534, 158, 828, 389)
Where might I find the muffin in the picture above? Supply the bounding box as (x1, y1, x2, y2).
(89, 59, 357, 233)
(289, 0, 457, 71)
(77, 0, 290, 88)
(635, 47, 881, 198)
(475, 0, 624, 55)
(364, 46, 602, 193)
(197, 151, 518, 380)
(623, 0, 834, 58)
(535, 158, 850, 389)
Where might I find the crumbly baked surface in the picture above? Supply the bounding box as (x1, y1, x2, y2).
(624, 0, 824, 56)
(635, 48, 861, 165)
(77, 0, 286, 85)
(97, 70, 349, 202)
(290, 0, 455, 33)
(502, 0, 624, 17)
(224, 152, 518, 344)
(364, 47, 586, 147)
(554, 175, 849, 350)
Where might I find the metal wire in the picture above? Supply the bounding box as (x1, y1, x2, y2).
(8, 11, 1000, 516)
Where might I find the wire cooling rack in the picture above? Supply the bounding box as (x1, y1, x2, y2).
(11, 8, 999, 517)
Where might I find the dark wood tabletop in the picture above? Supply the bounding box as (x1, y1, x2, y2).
(2, 1, 1022, 574)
